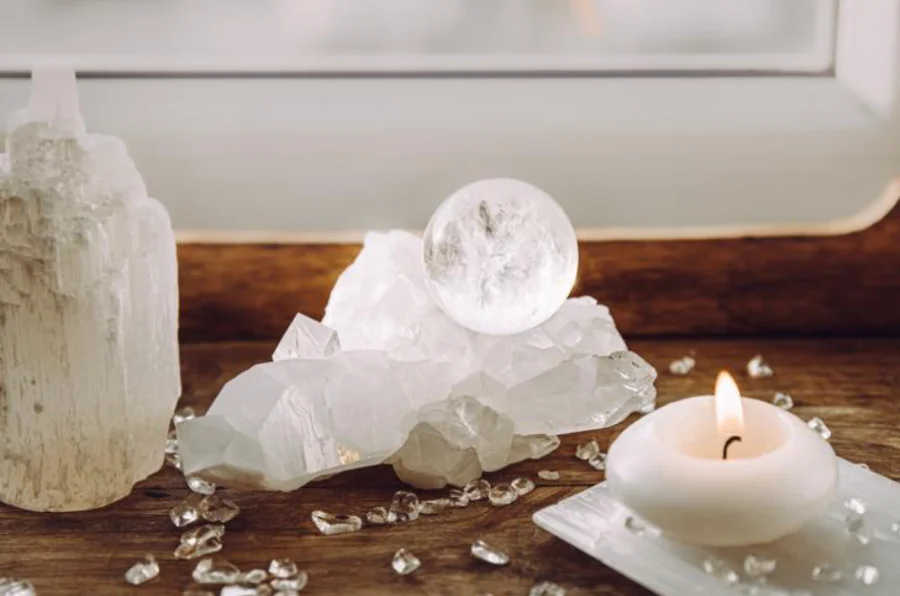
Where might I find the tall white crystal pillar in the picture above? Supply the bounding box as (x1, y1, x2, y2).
(0, 70, 182, 511)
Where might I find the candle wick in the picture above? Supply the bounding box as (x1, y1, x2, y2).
(722, 435, 742, 460)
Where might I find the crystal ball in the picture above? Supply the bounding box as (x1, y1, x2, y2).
(423, 178, 578, 335)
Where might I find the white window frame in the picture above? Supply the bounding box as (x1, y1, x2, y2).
(1, 1, 898, 239)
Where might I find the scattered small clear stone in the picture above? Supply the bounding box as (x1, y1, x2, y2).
(124, 554, 159, 586)
(511, 477, 535, 496)
(271, 573, 308, 591)
(747, 354, 774, 379)
(172, 406, 197, 425)
(0, 579, 36, 596)
(186, 475, 216, 495)
(174, 524, 225, 560)
(165, 452, 183, 471)
(855, 565, 880, 586)
(239, 569, 268, 585)
(743, 554, 777, 578)
(166, 429, 180, 454)
(419, 498, 451, 515)
(807, 417, 831, 440)
(845, 497, 867, 515)
(199, 494, 240, 523)
(488, 484, 518, 507)
(702, 557, 739, 586)
(773, 392, 794, 410)
(623, 516, 657, 537)
(529, 581, 566, 596)
(538, 470, 560, 481)
(392, 548, 422, 576)
(811, 563, 842, 583)
(463, 479, 491, 501)
(192, 557, 241, 585)
(366, 506, 397, 524)
(668, 356, 695, 376)
(448, 489, 470, 508)
(170, 495, 201, 528)
(268, 558, 299, 579)
(311, 510, 363, 535)
(588, 453, 607, 471)
(575, 439, 600, 460)
(390, 491, 420, 522)
(471, 539, 509, 565)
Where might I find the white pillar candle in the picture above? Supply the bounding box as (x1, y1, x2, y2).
(606, 372, 837, 546)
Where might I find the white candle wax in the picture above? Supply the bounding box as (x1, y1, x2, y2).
(606, 374, 838, 547)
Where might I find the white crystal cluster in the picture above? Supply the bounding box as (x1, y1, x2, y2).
(0, 70, 181, 511)
(180, 231, 655, 490)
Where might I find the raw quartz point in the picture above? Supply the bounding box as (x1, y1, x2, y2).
(187, 476, 217, 496)
(192, 557, 241, 585)
(0, 578, 36, 596)
(173, 407, 197, 426)
(449, 489, 470, 507)
(0, 69, 181, 512)
(422, 178, 579, 335)
(311, 510, 363, 535)
(488, 484, 518, 507)
(808, 418, 832, 440)
(747, 354, 774, 379)
(198, 494, 240, 523)
(419, 498, 452, 515)
(124, 555, 159, 586)
(178, 230, 656, 492)
(576, 439, 600, 461)
(366, 506, 396, 525)
(392, 549, 422, 576)
(389, 491, 420, 523)
(538, 470, 560, 481)
(668, 356, 696, 376)
(588, 453, 607, 471)
(511, 478, 535, 496)
(268, 558, 299, 579)
(175, 524, 225, 560)
(171, 494, 202, 528)
(463, 479, 491, 502)
(529, 582, 566, 596)
(773, 392, 794, 410)
(272, 313, 341, 361)
(471, 539, 509, 565)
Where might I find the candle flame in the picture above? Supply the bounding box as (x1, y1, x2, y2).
(715, 371, 744, 436)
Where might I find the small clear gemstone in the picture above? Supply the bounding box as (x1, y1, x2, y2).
(173, 406, 197, 425)
(855, 565, 880, 586)
(186, 475, 216, 495)
(198, 494, 240, 523)
(811, 563, 842, 583)
(366, 506, 397, 524)
(463, 479, 491, 501)
(488, 484, 518, 507)
(271, 573, 308, 591)
(668, 356, 695, 376)
(744, 554, 777, 578)
(268, 558, 299, 579)
(165, 452, 183, 471)
(170, 495, 201, 528)
(389, 491, 420, 523)
(702, 558, 739, 586)
(537, 470, 560, 481)
(511, 478, 535, 496)
(529, 581, 566, 596)
(392, 549, 422, 576)
(0, 579, 36, 596)
(192, 557, 241, 585)
(587, 453, 607, 471)
(471, 539, 509, 565)
(311, 511, 363, 535)
(166, 429, 179, 455)
(575, 439, 600, 460)
(419, 498, 451, 515)
(124, 555, 159, 586)
(449, 489, 470, 508)
(845, 497, 867, 515)
(747, 354, 774, 379)
(174, 524, 225, 560)
(773, 392, 794, 410)
(240, 569, 268, 585)
(807, 417, 831, 440)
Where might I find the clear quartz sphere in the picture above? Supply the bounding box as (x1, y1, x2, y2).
(423, 178, 578, 335)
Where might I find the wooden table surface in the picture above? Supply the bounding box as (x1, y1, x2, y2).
(1, 337, 898, 595)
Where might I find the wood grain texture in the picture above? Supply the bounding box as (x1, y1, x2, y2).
(1, 337, 898, 595)
(177, 191, 900, 343)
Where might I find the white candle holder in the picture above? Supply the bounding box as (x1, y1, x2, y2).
(534, 459, 900, 595)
